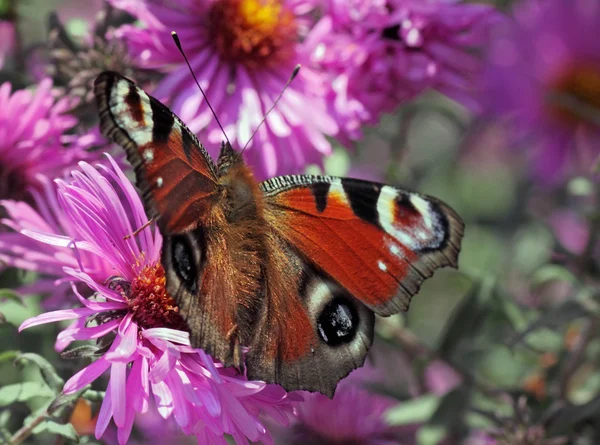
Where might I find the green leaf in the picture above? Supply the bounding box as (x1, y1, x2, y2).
(386, 394, 440, 425)
(429, 386, 472, 427)
(0, 289, 25, 306)
(32, 421, 79, 442)
(14, 353, 64, 391)
(61, 345, 103, 360)
(508, 300, 590, 347)
(81, 390, 105, 403)
(0, 408, 11, 428)
(437, 282, 484, 360)
(530, 265, 578, 288)
(48, 385, 92, 413)
(0, 382, 54, 406)
(0, 350, 19, 363)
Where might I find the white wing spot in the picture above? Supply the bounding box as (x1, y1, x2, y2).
(143, 148, 154, 163)
(378, 260, 387, 272)
(389, 243, 403, 258)
(110, 81, 153, 146)
(156, 177, 163, 188)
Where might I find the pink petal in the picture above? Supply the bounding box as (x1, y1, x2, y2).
(64, 358, 111, 394)
(95, 378, 113, 439)
(111, 361, 128, 427)
(19, 307, 93, 332)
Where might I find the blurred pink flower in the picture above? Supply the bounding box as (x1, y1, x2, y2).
(0, 20, 15, 69)
(17, 156, 298, 444)
(282, 367, 412, 444)
(305, 0, 500, 142)
(107, 0, 338, 179)
(0, 79, 102, 202)
(482, 0, 600, 183)
(424, 360, 462, 395)
(548, 209, 589, 255)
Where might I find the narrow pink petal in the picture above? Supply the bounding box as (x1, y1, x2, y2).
(105, 320, 138, 362)
(111, 361, 128, 427)
(167, 373, 190, 428)
(117, 403, 135, 445)
(142, 327, 190, 345)
(20, 229, 74, 247)
(95, 378, 113, 439)
(64, 358, 111, 394)
(19, 307, 93, 332)
(149, 346, 179, 384)
(56, 319, 120, 351)
(129, 357, 149, 413)
(152, 381, 174, 419)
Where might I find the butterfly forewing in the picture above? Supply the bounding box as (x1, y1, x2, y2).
(95, 72, 244, 368)
(261, 175, 464, 317)
(94, 71, 220, 233)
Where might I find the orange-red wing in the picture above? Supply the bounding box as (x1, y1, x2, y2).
(261, 176, 464, 316)
(95, 71, 219, 233)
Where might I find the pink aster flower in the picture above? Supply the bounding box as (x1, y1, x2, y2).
(106, 0, 338, 179)
(305, 0, 500, 142)
(17, 156, 297, 444)
(482, 0, 600, 183)
(280, 367, 411, 444)
(0, 78, 102, 202)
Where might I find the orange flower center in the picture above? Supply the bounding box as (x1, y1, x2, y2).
(126, 262, 187, 331)
(208, 0, 297, 69)
(548, 64, 600, 127)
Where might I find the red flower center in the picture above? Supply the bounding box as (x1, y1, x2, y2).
(548, 64, 600, 127)
(208, 0, 297, 70)
(126, 262, 188, 331)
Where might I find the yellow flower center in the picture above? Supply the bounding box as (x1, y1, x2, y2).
(548, 64, 600, 127)
(209, 0, 297, 69)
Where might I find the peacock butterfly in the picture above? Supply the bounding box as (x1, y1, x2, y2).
(94, 71, 464, 397)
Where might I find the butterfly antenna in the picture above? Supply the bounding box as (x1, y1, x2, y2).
(239, 64, 301, 155)
(171, 31, 231, 147)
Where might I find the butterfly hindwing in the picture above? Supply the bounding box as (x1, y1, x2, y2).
(261, 175, 464, 317)
(246, 234, 375, 397)
(94, 71, 220, 233)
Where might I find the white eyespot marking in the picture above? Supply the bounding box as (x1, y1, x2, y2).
(410, 195, 433, 231)
(156, 177, 164, 188)
(110, 80, 153, 147)
(376, 186, 444, 251)
(143, 148, 154, 163)
(377, 186, 419, 250)
(378, 260, 387, 272)
(328, 177, 350, 205)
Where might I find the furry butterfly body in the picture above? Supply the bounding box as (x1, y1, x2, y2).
(94, 71, 464, 397)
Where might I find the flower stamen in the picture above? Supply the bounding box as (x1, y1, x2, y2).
(548, 65, 600, 126)
(208, 0, 297, 69)
(126, 262, 187, 331)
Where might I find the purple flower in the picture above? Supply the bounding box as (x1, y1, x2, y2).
(107, 0, 338, 179)
(282, 367, 411, 445)
(482, 0, 600, 182)
(305, 0, 500, 142)
(0, 79, 102, 202)
(17, 156, 298, 444)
